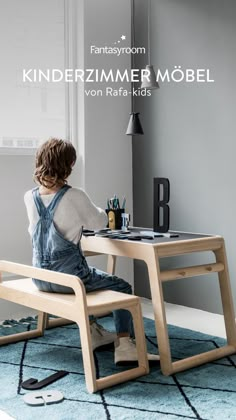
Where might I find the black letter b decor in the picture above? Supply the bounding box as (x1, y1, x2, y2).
(153, 178, 170, 233)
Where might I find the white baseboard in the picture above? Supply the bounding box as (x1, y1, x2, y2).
(141, 298, 227, 338)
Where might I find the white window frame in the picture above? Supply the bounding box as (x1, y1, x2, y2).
(0, 0, 81, 156)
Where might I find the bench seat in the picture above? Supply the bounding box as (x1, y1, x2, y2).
(0, 261, 149, 393)
(0, 278, 138, 316)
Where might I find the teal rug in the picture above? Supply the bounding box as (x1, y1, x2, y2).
(0, 316, 236, 420)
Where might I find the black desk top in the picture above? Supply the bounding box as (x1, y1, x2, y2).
(83, 227, 215, 244)
(128, 227, 214, 244)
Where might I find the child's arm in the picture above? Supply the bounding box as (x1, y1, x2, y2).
(76, 189, 107, 230)
(24, 190, 36, 236)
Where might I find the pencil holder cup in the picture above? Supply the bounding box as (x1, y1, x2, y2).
(106, 209, 125, 230)
(121, 213, 130, 231)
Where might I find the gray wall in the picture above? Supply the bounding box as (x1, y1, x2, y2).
(83, 0, 134, 283)
(133, 0, 236, 314)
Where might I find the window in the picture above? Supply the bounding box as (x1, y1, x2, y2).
(0, 0, 66, 153)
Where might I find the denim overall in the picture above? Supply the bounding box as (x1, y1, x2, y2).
(31, 185, 134, 335)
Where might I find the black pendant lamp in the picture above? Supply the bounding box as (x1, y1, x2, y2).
(126, 112, 144, 135)
(126, 0, 144, 136)
(141, 0, 159, 90)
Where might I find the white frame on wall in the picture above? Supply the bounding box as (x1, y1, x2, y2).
(64, 0, 78, 148)
(64, 0, 85, 188)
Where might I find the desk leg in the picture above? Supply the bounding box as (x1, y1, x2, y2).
(107, 255, 117, 275)
(146, 248, 173, 375)
(214, 242, 236, 346)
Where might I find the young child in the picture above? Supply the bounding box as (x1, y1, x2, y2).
(24, 138, 159, 364)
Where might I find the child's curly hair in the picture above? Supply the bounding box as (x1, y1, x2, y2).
(34, 138, 77, 188)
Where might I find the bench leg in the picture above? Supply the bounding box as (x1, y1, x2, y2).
(0, 311, 46, 346)
(78, 301, 149, 393)
(130, 303, 149, 372)
(95, 302, 149, 392)
(77, 316, 97, 393)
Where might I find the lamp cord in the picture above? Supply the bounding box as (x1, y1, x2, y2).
(131, 0, 135, 112)
(148, 0, 151, 65)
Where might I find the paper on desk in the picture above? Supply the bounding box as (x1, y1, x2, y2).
(140, 231, 175, 238)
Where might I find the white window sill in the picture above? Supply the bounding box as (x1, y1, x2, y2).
(0, 148, 36, 156)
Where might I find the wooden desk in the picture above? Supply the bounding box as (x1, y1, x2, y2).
(81, 229, 236, 375)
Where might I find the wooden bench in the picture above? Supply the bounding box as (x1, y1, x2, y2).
(0, 260, 149, 393)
